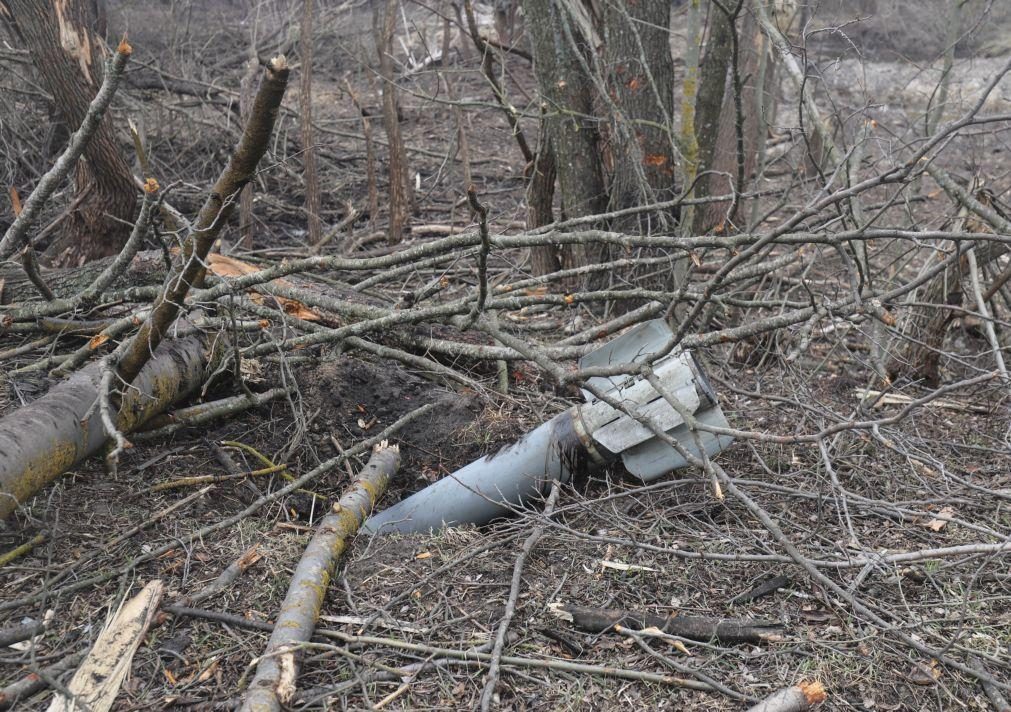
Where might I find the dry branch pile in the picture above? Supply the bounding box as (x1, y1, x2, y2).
(0, 0, 1009, 710)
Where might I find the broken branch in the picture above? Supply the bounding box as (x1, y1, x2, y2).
(553, 603, 782, 645)
(240, 442, 401, 712)
(115, 55, 289, 386)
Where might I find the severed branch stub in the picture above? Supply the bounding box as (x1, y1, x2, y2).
(184, 544, 263, 607)
(745, 681, 827, 712)
(550, 603, 782, 645)
(240, 442, 401, 712)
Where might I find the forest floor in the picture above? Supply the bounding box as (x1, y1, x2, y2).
(1, 2, 1010, 710)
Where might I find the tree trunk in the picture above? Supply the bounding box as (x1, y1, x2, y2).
(693, 4, 771, 234)
(526, 121, 560, 276)
(886, 174, 1010, 384)
(238, 38, 260, 248)
(691, 3, 732, 234)
(522, 0, 606, 272)
(299, 0, 322, 246)
(375, 0, 411, 245)
(0, 335, 213, 520)
(602, 0, 677, 231)
(2, 0, 137, 266)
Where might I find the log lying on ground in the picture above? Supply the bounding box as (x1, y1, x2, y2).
(0, 335, 211, 520)
(240, 442, 401, 712)
(0, 56, 289, 520)
(552, 603, 782, 645)
(745, 681, 827, 712)
(0, 249, 168, 305)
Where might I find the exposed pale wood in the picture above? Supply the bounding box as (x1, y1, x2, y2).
(47, 581, 164, 712)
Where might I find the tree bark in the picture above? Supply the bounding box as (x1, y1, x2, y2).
(0, 248, 167, 304)
(0, 335, 212, 520)
(557, 603, 782, 644)
(745, 682, 827, 712)
(115, 56, 290, 386)
(602, 0, 677, 231)
(240, 444, 401, 712)
(526, 121, 560, 276)
(886, 169, 1011, 384)
(299, 0, 322, 246)
(2, 0, 137, 266)
(522, 0, 606, 272)
(694, 4, 772, 234)
(375, 0, 411, 245)
(691, 3, 732, 234)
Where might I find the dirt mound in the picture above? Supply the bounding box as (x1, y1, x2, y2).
(302, 355, 482, 478)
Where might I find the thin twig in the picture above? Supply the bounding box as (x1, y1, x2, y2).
(479, 481, 561, 711)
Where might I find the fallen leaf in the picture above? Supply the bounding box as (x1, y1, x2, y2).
(921, 506, 956, 532)
(906, 659, 941, 685)
(415, 551, 433, 560)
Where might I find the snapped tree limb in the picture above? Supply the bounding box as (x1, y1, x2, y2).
(116, 55, 290, 385)
(551, 603, 782, 645)
(0, 335, 212, 519)
(47, 580, 164, 712)
(240, 442, 401, 712)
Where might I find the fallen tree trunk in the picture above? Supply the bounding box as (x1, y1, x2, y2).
(0, 335, 211, 519)
(240, 442, 401, 712)
(0, 249, 168, 304)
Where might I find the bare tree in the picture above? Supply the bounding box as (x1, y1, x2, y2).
(299, 0, 322, 246)
(374, 0, 412, 245)
(692, 2, 775, 234)
(1, 0, 136, 265)
(522, 0, 605, 271)
(602, 0, 677, 231)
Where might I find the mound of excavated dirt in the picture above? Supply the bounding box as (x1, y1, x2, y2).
(301, 355, 483, 482)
